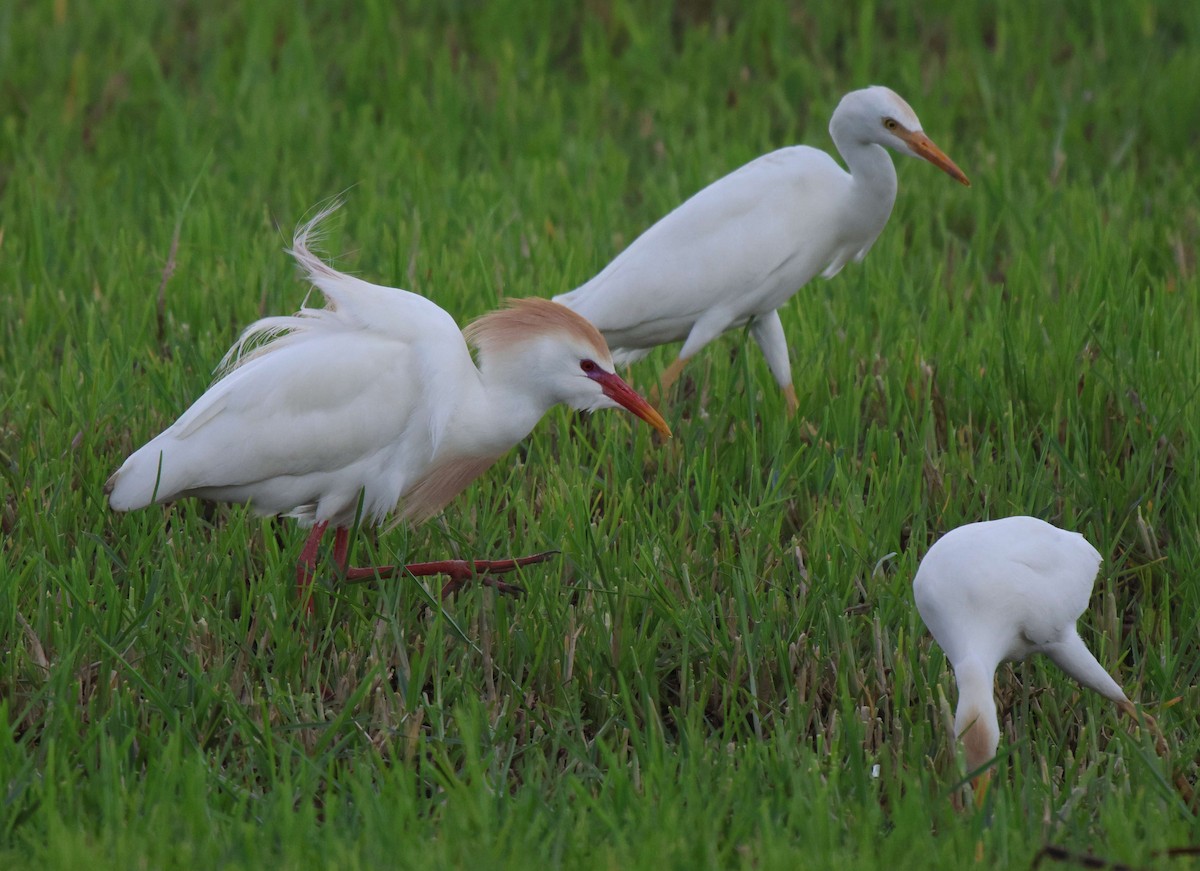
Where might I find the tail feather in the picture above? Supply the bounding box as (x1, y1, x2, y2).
(106, 442, 174, 511)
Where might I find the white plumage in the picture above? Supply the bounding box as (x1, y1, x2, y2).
(107, 203, 671, 597)
(555, 86, 969, 413)
(913, 516, 1135, 794)
(108, 278, 466, 528)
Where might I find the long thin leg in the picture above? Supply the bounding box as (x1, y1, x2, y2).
(749, 310, 797, 416)
(650, 356, 689, 406)
(296, 521, 330, 612)
(332, 527, 349, 572)
(342, 550, 558, 598)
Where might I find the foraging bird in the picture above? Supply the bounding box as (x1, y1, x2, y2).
(913, 516, 1151, 801)
(106, 204, 672, 601)
(554, 86, 969, 414)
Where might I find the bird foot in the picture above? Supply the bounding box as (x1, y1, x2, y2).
(434, 551, 558, 598)
(442, 573, 526, 599)
(342, 550, 559, 599)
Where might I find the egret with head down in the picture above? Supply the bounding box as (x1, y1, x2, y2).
(913, 516, 1168, 803)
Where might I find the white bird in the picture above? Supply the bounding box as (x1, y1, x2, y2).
(554, 86, 969, 414)
(106, 204, 672, 603)
(913, 516, 1153, 802)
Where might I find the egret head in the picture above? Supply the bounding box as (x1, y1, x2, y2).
(834, 86, 970, 186)
(465, 299, 671, 436)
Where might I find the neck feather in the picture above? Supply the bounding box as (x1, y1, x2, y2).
(953, 657, 1000, 773)
(828, 115, 899, 205)
(464, 355, 555, 453)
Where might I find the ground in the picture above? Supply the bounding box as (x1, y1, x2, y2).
(1, 2, 1198, 868)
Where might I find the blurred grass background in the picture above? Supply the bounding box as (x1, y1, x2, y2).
(1, 1, 1198, 867)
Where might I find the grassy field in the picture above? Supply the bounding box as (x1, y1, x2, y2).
(3, 1, 1199, 867)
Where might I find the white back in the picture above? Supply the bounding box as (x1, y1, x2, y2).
(107, 207, 479, 527)
(913, 516, 1102, 666)
(555, 144, 872, 350)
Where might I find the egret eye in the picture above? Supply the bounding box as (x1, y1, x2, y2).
(883, 117, 899, 131)
(580, 360, 598, 374)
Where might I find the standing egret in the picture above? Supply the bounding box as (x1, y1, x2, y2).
(554, 85, 969, 414)
(106, 204, 671, 604)
(913, 516, 1166, 803)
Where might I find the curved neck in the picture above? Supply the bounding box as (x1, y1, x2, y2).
(952, 657, 1000, 773)
(451, 355, 553, 457)
(828, 115, 899, 207)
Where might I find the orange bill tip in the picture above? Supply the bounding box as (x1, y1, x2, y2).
(903, 130, 971, 186)
(595, 371, 672, 438)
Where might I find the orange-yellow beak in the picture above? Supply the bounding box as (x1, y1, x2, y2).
(593, 371, 672, 437)
(972, 768, 992, 810)
(899, 130, 971, 186)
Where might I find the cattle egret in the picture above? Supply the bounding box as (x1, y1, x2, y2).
(106, 204, 672, 604)
(554, 85, 969, 414)
(913, 516, 1166, 803)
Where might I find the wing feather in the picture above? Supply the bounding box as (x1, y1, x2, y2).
(555, 147, 852, 338)
(107, 203, 476, 524)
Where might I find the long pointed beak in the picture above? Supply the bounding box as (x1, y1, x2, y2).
(593, 371, 672, 437)
(900, 130, 971, 186)
(971, 768, 992, 810)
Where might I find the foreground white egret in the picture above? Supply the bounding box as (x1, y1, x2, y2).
(555, 85, 970, 414)
(913, 516, 1175, 802)
(107, 204, 671, 604)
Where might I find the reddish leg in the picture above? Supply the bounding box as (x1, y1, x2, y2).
(332, 527, 349, 572)
(342, 551, 558, 598)
(296, 521, 330, 612)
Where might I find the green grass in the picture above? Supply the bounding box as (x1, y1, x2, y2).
(3, 1, 1199, 867)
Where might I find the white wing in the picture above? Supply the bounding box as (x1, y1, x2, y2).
(913, 517, 1103, 665)
(108, 208, 477, 526)
(554, 146, 866, 350)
